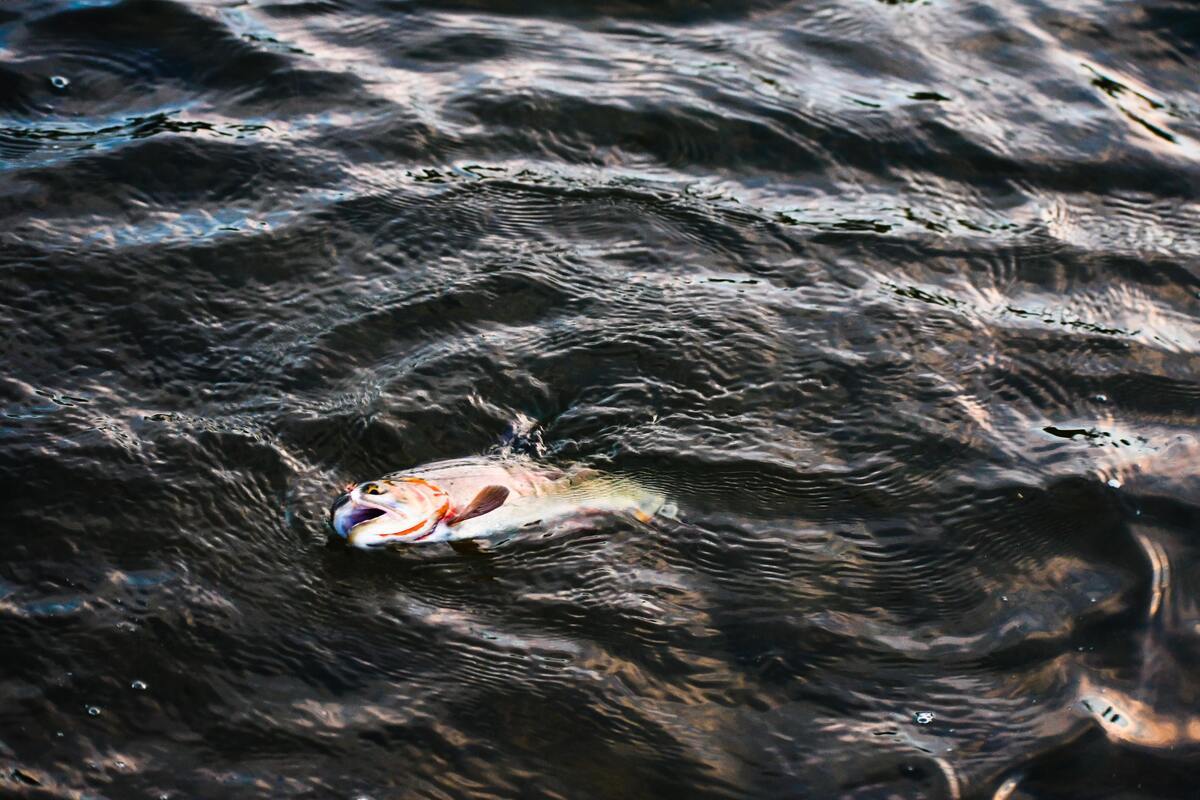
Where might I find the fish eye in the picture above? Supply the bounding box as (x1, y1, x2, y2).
(362, 483, 386, 496)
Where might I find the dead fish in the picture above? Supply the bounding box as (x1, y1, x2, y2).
(329, 456, 668, 548)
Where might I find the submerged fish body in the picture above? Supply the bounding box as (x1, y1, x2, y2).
(329, 457, 666, 548)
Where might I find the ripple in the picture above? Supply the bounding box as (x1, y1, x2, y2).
(2, 0, 1199, 797)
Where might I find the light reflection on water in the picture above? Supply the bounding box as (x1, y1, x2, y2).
(1, 0, 1199, 797)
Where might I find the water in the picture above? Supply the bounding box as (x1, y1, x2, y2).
(2, 0, 1198, 797)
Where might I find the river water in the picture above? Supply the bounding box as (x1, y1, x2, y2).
(2, 0, 1199, 797)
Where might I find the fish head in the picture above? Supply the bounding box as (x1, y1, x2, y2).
(328, 478, 447, 548)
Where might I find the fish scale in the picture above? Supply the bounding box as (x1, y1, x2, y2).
(331, 456, 667, 547)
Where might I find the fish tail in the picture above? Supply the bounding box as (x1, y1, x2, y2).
(555, 473, 670, 520)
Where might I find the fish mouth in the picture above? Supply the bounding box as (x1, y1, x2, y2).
(329, 493, 389, 538)
(344, 505, 386, 528)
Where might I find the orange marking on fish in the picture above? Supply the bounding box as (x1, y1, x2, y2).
(378, 518, 430, 538)
(376, 478, 452, 540)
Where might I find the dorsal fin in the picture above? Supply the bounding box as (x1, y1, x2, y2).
(447, 485, 509, 526)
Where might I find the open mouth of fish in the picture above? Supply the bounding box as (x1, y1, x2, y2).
(329, 493, 388, 535)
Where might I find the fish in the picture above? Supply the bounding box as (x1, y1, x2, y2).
(329, 456, 668, 548)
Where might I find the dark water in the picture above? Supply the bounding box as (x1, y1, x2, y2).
(3, 0, 1200, 797)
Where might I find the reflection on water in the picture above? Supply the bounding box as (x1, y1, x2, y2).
(1, 0, 1199, 797)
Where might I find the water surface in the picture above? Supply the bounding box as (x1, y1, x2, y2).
(2, 0, 1199, 797)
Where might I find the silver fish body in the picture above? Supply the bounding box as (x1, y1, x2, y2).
(329, 457, 666, 548)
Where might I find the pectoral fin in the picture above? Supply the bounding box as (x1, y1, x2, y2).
(447, 485, 510, 526)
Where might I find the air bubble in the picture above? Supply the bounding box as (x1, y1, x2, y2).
(50, 75, 70, 90)
(86, 705, 101, 716)
(1107, 478, 1121, 489)
(914, 711, 934, 724)
(131, 680, 148, 690)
